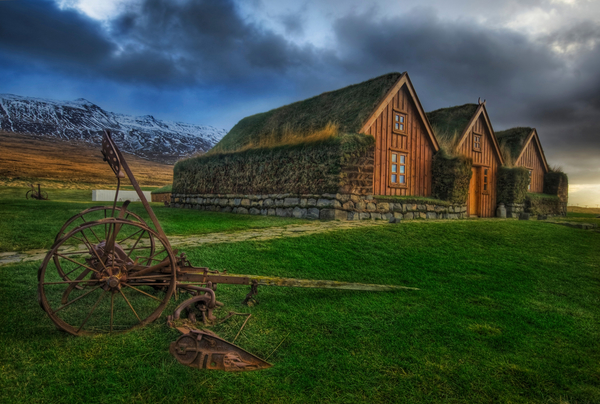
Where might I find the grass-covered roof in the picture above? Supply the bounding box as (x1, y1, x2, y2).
(211, 72, 403, 153)
(426, 104, 479, 142)
(495, 127, 533, 162)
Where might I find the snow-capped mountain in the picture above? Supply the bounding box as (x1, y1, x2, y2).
(0, 94, 227, 164)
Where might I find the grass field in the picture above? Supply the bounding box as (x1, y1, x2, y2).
(0, 187, 303, 252)
(0, 187, 599, 403)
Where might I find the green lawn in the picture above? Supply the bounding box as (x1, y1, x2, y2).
(0, 187, 303, 252)
(1, 190, 599, 403)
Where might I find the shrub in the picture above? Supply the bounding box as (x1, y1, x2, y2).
(525, 193, 561, 215)
(497, 167, 529, 204)
(431, 149, 472, 204)
(544, 171, 568, 202)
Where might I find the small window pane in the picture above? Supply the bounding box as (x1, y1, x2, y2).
(395, 123, 399, 130)
(400, 166, 405, 174)
(395, 115, 399, 122)
(399, 175, 405, 184)
(392, 164, 397, 173)
(392, 153, 397, 163)
(400, 155, 405, 164)
(484, 169, 488, 175)
(391, 174, 397, 183)
(400, 124, 404, 131)
(400, 116, 404, 123)
(484, 184, 487, 191)
(484, 177, 487, 183)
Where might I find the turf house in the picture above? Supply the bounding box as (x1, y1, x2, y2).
(495, 127, 568, 217)
(496, 127, 548, 193)
(426, 101, 504, 218)
(171, 72, 472, 220)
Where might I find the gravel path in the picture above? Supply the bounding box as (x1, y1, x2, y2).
(0, 220, 387, 267)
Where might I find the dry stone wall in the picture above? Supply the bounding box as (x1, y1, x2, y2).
(170, 193, 467, 221)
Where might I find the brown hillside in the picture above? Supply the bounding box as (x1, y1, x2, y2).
(567, 206, 600, 214)
(0, 131, 173, 189)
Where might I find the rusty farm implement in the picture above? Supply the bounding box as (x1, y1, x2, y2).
(37, 130, 418, 371)
(26, 183, 49, 200)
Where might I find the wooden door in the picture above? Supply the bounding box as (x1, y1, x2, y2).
(468, 167, 480, 217)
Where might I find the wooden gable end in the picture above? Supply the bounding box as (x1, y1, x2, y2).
(362, 78, 437, 196)
(457, 105, 503, 218)
(515, 130, 548, 193)
(457, 110, 502, 167)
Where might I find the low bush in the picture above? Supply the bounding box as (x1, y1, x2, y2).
(431, 149, 472, 204)
(525, 192, 561, 215)
(497, 167, 529, 204)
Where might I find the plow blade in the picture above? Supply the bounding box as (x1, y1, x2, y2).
(170, 329, 272, 372)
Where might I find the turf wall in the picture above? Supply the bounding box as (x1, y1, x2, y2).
(431, 150, 472, 204)
(172, 134, 375, 195)
(542, 171, 568, 216)
(524, 193, 563, 216)
(497, 167, 529, 204)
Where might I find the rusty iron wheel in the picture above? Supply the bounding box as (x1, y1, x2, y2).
(53, 207, 151, 287)
(54, 206, 146, 243)
(38, 218, 177, 335)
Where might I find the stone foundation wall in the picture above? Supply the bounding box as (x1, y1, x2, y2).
(170, 193, 467, 221)
(505, 203, 525, 218)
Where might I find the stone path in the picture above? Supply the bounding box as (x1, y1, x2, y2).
(0, 220, 387, 267)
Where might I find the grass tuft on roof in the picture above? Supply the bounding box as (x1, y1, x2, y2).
(495, 127, 533, 162)
(426, 104, 479, 144)
(211, 72, 403, 153)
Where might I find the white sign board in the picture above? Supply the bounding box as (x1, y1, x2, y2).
(92, 190, 152, 202)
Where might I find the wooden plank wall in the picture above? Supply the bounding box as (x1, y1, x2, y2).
(516, 139, 546, 193)
(457, 114, 500, 217)
(365, 84, 435, 196)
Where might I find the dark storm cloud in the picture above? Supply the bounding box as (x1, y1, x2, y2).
(279, 12, 305, 36)
(327, 9, 600, 183)
(0, 0, 319, 88)
(0, 1, 113, 66)
(331, 8, 559, 98)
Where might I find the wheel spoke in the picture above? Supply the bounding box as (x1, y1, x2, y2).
(77, 289, 108, 333)
(125, 232, 148, 260)
(80, 231, 111, 275)
(83, 219, 103, 243)
(54, 285, 103, 313)
(144, 248, 166, 265)
(110, 292, 115, 333)
(119, 289, 141, 322)
(43, 279, 100, 285)
(55, 253, 99, 274)
(122, 284, 163, 302)
(63, 262, 90, 278)
(117, 228, 144, 245)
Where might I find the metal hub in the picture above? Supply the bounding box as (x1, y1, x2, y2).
(106, 276, 121, 290)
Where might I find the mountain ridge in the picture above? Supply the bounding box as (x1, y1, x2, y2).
(0, 93, 227, 164)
